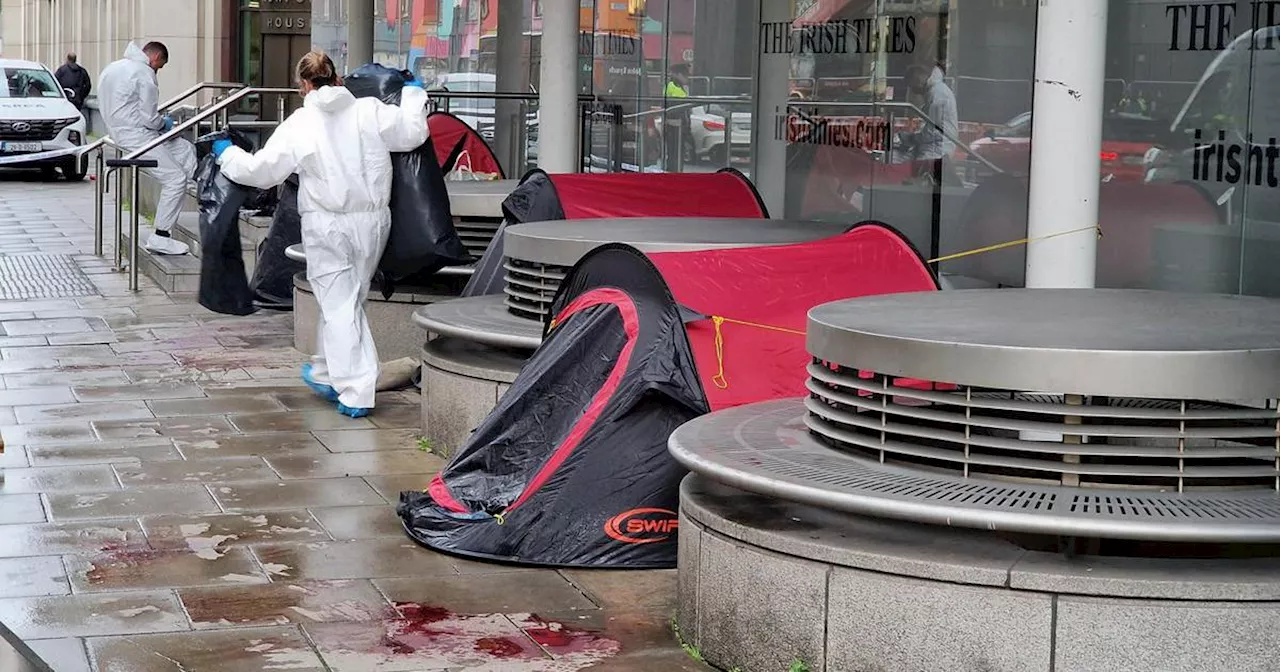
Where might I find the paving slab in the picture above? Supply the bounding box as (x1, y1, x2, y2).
(0, 176, 704, 671)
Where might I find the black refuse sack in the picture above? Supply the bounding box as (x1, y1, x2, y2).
(346, 64, 471, 294)
(195, 130, 257, 316)
(248, 175, 305, 310)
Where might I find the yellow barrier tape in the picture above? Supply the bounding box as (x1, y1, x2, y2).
(927, 224, 1102, 265)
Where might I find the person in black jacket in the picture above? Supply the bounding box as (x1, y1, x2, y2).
(54, 52, 92, 116)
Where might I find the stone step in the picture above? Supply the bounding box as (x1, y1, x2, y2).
(119, 226, 203, 294)
(171, 212, 258, 278)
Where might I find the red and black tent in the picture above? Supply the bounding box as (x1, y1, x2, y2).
(427, 111, 505, 180)
(399, 222, 939, 568)
(463, 167, 769, 296)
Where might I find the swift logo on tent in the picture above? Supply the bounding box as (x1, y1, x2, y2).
(604, 508, 679, 544)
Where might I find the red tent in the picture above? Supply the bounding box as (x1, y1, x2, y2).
(649, 223, 939, 410)
(505, 168, 769, 221)
(427, 111, 506, 180)
(400, 222, 938, 568)
(464, 168, 769, 295)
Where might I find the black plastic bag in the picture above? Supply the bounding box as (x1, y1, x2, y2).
(248, 175, 305, 310)
(345, 64, 471, 293)
(195, 130, 256, 316)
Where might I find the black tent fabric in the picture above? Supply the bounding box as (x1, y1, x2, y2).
(344, 63, 471, 293)
(248, 175, 305, 309)
(399, 244, 707, 568)
(460, 172, 560, 296)
(196, 129, 257, 316)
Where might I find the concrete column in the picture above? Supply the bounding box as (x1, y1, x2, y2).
(346, 0, 375, 70)
(1024, 0, 1109, 289)
(494, 0, 525, 174)
(537, 0, 579, 173)
(751, 0, 791, 216)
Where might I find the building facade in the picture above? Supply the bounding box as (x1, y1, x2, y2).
(1, 0, 1276, 297)
(0, 0, 234, 103)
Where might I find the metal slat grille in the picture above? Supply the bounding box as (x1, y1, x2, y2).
(503, 258, 570, 320)
(452, 216, 502, 259)
(805, 360, 1280, 492)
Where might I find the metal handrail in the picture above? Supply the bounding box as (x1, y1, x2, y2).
(94, 85, 300, 291)
(83, 81, 246, 156)
(787, 99, 1004, 174)
(123, 87, 296, 161)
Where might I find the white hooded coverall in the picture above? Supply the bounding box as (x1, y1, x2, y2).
(218, 85, 430, 410)
(98, 43, 197, 242)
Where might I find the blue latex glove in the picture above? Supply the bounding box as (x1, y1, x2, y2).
(211, 139, 232, 158)
(162, 115, 175, 132)
(404, 77, 423, 88)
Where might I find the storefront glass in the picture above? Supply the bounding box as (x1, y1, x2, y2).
(762, 0, 1036, 282)
(1098, 0, 1280, 297)
(365, 0, 760, 175)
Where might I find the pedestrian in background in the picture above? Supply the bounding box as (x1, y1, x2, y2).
(55, 52, 91, 129)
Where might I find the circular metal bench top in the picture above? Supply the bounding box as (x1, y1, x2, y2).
(285, 244, 306, 263)
(669, 398, 1280, 542)
(448, 179, 518, 218)
(810, 288, 1280, 400)
(506, 218, 849, 267)
(413, 294, 542, 349)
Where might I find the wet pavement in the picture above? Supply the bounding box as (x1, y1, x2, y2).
(0, 174, 709, 671)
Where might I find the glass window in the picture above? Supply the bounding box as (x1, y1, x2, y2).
(1096, 0, 1280, 296)
(1, 68, 63, 99)
(771, 0, 1038, 289)
(584, 0, 760, 174)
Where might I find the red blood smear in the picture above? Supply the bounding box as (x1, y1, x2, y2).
(395, 603, 451, 624)
(522, 614, 608, 653)
(475, 637, 525, 658)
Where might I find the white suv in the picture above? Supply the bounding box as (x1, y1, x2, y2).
(0, 59, 88, 181)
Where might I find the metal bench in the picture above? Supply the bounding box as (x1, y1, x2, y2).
(671, 288, 1280, 543)
(672, 288, 1280, 672)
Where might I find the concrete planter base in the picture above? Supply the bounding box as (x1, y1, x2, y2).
(678, 474, 1280, 672)
(419, 337, 526, 457)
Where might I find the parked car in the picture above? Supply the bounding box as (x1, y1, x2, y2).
(969, 110, 1166, 183)
(0, 58, 88, 180)
(688, 102, 752, 165)
(426, 72, 538, 146)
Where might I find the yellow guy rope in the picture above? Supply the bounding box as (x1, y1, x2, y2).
(926, 224, 1102, 265)
(711, 316, 805, 389)
(707, 224, 1102, 389)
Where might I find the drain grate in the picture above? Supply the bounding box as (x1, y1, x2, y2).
(0, 254, 98, 300)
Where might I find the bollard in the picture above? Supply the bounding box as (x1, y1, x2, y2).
(113, 148, 125, 271)
(93, 150, 104, 257)
(130, 165, 141, 291)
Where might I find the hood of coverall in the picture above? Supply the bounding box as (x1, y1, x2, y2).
(305, 86, 357, 113)
(124, 41, 150, 65)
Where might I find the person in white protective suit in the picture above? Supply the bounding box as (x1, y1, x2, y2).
(97, 41, 193, 256)
(213, 51, 429, 418)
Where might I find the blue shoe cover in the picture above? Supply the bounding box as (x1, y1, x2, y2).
(301, 364, 338, 402)
(337, 403, 370, 419)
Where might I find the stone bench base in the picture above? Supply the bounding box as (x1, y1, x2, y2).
(678, 474, 1280, 672)
(293, 273, 467, 362)
(420, 337, 527, 457)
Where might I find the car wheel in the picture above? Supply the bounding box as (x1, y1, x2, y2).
(61, 156, 88, 182)
(709, 144, 729, 166)
(40, 166, 59, 181)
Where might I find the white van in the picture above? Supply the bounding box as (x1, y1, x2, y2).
(0, 58, 89, 180)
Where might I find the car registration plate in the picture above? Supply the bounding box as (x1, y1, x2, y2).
(0, 142, 42, 153)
